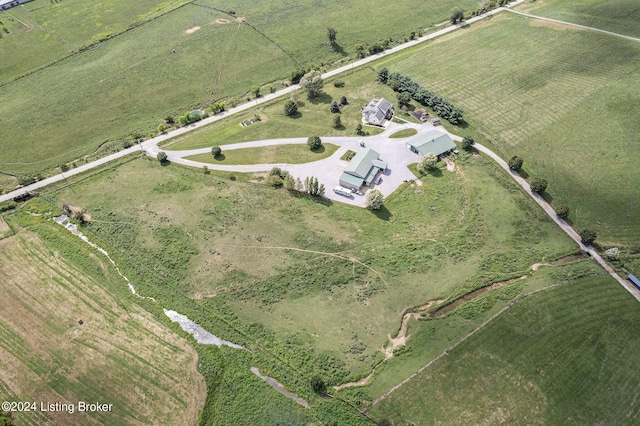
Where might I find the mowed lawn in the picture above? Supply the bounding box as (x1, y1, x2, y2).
(516, 0, 640, 38)
(0, 229, 205, 426)
(375, 14, 640, 245)
(369, 274, 640, 425)
(186, 143, 339, 165)
(167, 68, 392, 151)
(0, 0, 477, 180)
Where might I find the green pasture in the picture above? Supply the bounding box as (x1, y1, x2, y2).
(186, 143, 339, 165)
(375, 13, 640, 246)
(369, 274, 640, 425)
(0, 0, 477, 180)
(516, 0, 640, 38)
(0, 0, 190, 83)
(48, 147, 575, 385)
(165, 68, 392, 151)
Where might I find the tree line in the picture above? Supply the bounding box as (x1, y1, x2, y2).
(377, 68, 464, 124)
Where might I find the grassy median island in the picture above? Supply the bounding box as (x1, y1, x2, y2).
(376, 13, 640, 246)
(369, 274, 640, 425)
(186, 143, 339, 165)
(388, 128, 418, 138)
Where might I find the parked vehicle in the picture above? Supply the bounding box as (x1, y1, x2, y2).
(375, 176, 382, 185)
(333, 186, 353, 197)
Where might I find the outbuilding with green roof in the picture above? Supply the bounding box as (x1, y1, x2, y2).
(406, 130, 456, 158)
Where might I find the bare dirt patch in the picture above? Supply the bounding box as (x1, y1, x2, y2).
(186, 26, 201, 34)
(215, 19, 230, 24)
(235, 16, 246, 23)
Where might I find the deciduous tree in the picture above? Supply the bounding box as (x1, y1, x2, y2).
(157, 151, 168, 163)
(307, 135, 322, 150)
(366, 189, 384, 210)
(211, 146, 222, 158)
(299, 70, 324, 98)
(450, 8, 464, 24)
(508, 155, 523, 171)
(461, 136, 475, 150)
(555, 205, 569, 219)
(284, 100, 298, 116)
(580, 229, 597, 245)
(327, 27, 337, 45)
(530, 177, 548, 194)
(417, 152, 438, 172)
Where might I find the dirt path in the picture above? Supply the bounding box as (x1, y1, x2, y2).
(505, 9, 640, 42)
(250, 367, 310, 408)
(231, 244, 389, 287)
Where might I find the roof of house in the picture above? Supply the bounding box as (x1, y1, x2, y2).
(362, 98, 393, 125)
(344, 148, 381, 178)
(407, 130, 456, 157)
(0, 0, 30, 7)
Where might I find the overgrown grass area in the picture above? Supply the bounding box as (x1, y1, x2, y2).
(516, 0, 640, 37)
(374, 13, 640, 246)
(0, 218, 205, 425)
(165, 68, 391, 150)
(47, 147, 575, 393)
(0, 0, 477, 181)
(368, 274, 640, 425)
(186, 143, 339, 165)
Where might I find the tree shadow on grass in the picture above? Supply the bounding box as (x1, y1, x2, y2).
(160, 160, 171, 166)
(214, 154, 226, 161)
(541, 191, 554, 204)
(516, 168, 529, 179)
(331, 43, 347, 56)
(308, 92, 333, 105)
(287, 111, 303, 119)
(372, 206, 392, 221)
(311, 145, 326, 154)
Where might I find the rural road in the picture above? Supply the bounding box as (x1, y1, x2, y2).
(473, 143, 640, 302)
(1, 0, 636, 298)
(0, 0, 527, 204)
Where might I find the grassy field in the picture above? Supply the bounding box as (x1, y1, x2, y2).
(0, 0, 478, 181)
(165, 67, 393, 151)
(0, 216, 205, 425)
(0, 0, 191, 83)
(47, 143, 576, 390)
(374, 13, 640, 246)
(369, 274, 640, 425)
(516, 0, 640, 37)
(186, 143, 339, 165)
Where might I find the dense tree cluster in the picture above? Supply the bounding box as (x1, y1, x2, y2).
(378, 69, 464, 124)
(299, 70, 324, 98)
(282, 174, 325, 197)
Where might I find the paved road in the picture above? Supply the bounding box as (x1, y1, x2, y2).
(0, 0, 526, 204)
(474, 143, 640, 302)
(505, 9, 640, 42)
